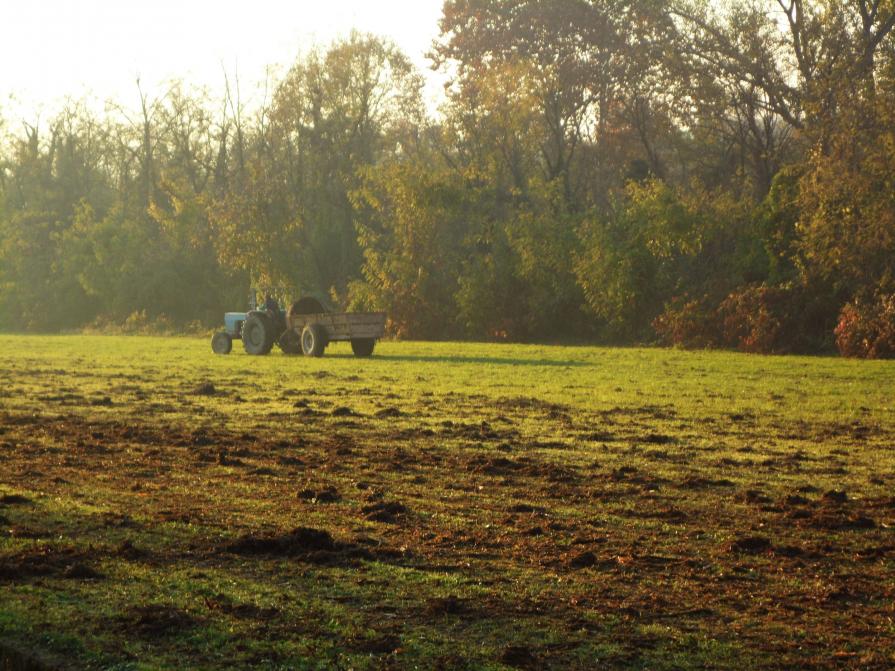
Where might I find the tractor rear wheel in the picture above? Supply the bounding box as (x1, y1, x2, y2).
(300, 324, 328, 357)
(350, 338, 375, 357)
(211, 332, 233, 355)
(243, 314, 274, 355)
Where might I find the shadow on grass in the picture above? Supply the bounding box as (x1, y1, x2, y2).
(327, 353, 590, 367)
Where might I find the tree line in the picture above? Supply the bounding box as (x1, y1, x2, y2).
(1, 0, 894, 356)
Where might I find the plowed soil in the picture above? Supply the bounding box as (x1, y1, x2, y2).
(0, 335, 893, 669)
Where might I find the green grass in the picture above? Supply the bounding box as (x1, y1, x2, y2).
(0, 335, 893, 669)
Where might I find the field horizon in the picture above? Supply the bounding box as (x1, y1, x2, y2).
(1, 335, 893, 669)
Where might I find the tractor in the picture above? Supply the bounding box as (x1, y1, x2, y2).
(211, 291, 385, 358)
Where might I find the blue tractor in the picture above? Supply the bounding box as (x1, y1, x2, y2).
(211, 292, 327, 356)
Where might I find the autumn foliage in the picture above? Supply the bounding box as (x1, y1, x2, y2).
(835, 291, 895, 359)
(2, 2, 895, 357)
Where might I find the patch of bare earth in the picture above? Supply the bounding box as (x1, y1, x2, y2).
(0, 402, 893, 669)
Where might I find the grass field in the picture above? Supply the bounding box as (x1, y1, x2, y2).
(1, 335, 894, 670)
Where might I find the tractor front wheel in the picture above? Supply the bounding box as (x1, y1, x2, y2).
(243, 314, 274, 355)
(211, 332, 233, 355)
(300, 324, 328, 357)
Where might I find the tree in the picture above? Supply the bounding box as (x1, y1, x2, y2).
(352, 160, 467, 338)
(210, 33, 425, 298)
(576, 179, 759, 340)
(0, 108, 108, 330)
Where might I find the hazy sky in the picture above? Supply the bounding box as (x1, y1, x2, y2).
(0, 0, 448, 119)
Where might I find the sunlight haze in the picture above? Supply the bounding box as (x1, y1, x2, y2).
(0, 0, 448, 117)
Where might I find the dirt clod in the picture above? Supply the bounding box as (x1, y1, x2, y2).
(643, 433, 674, 444)
(362, 501, 408, 523)
(568, 551, 599, 569)
(115, 540, 148, 560)
(0, 494, 32, 505)
(299, 486, 341, 503)
(192, 382, 217, 396)
(426, 595, 469, 616)
(681, 476, 735, 489)
(653, 507, 689, 522)
(0, 546, 90, 581)
(467, 456, 522, 476)
(276, 455, 303, 466)
(812, 514, 876, 530)
(741, 490, 771, 504)
(727, 536, 773, 554)
(610, 466, 638, 481)
(508, 503, 544, 514)
(62, 563, 103, 580)
(314, 487, 341, 503)
(123, 605, 200, 638)
(226, 527, 336, 556)
(375, 407, 404, 418)
(204, 594, 280, 620)
(353, 634, 401, 655)
(500, 645, 539, 669)
(822, 490, 848, 505)
(773, 545, 805, 558)
(223, 527, 375, 565)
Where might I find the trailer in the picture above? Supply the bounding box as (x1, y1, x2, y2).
(281, 310, 386, 358)
(211, 294, 386, 358)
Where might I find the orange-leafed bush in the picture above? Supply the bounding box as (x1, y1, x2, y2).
(835, 292, 895, 358)
(719, 283, 807, 354)
(720, 285, 781, 353)
(653, 296, 723, 349)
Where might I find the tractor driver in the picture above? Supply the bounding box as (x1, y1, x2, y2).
(263, 294, 279, 314)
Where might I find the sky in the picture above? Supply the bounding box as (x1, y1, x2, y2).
(0, 0, 449, 120)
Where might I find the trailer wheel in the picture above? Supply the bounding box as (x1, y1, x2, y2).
(243, 314, 274, 355)
(211, 332, 233, 355)
(278, 329, 302, 355)
(350, 338, 375, 357)
(300, 324, 328, 357)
